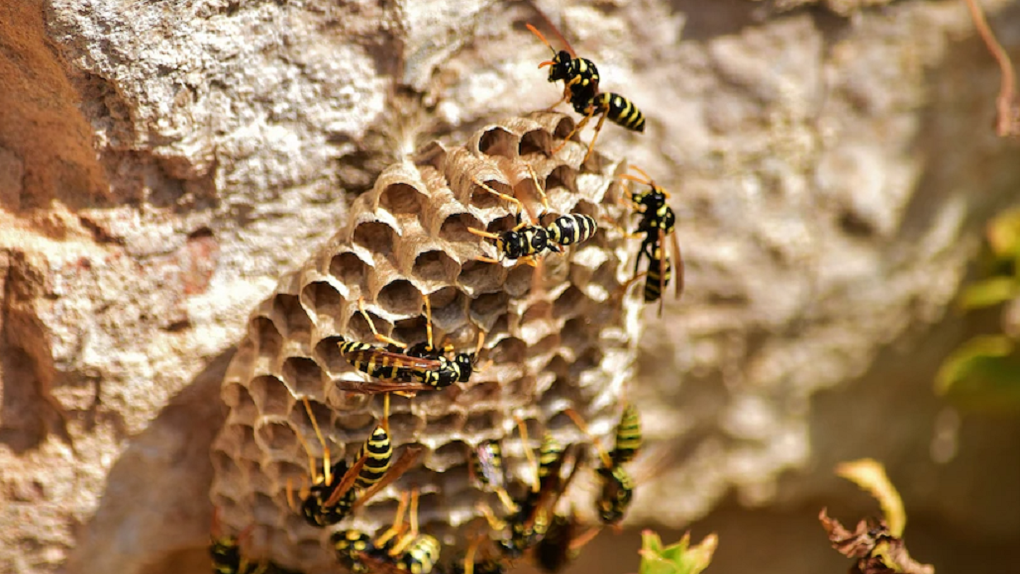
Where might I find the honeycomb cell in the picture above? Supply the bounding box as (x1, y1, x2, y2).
(552, 284, 587, 320)
(301, 281, 344, 326)
(546, 163, 577, 194)
(518, 128, 550, 157)
(412, 249, 459, 284)
(431, 440, 469, 471)
(456, 260, 506, 295)
(272, 294, 312, 341)
(380, 182, 427, 215)
(312, 336, 346, 375)
(463, 410, 502, 435)
(439, 212, 485, 244)
(475, 126, 516, 158)
(469, 178, 514, 211)
(353, 221, 396, 258)
(252, 316, 283, 362)
(249, 375, 291, 418)
(255, 420, 299, 453)
(504, 264, 535, 299)
(280, 357, 324, 397)
(376, 279, 421, 315)
(329, 252, 370, 294)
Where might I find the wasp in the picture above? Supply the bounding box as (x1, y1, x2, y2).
(337, 296, 483, 394)
(287, 396, 423, 527)
(468, 168, 597, 266)
(470, 441, 519, 518)
(564, 405, 643, 526)
(619, 165, 684, 316)
(333, 488, 442, 574)
(480, 420, 583, 559)
(526, 18, 646, 163)
(210, 509, 302, 574)
(533, 510, 603, 574)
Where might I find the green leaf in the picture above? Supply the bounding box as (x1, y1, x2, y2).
(958, 277, 1019, 310)
(936, 335, 1020, 412)
(987, 208, 1020, 258)
(639, 530, 717, 574)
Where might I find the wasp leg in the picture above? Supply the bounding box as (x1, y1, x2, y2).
(374, 490, 412, 550)
(582, 108, 610, 164)
(552, 105, 596, 156)
(514, 415, 541, 493)
(358, 297, 407, 349)
(563, 408, 614, 470)
(477, 502, 507, 531)
(524, 165, 551, 214)
(472, 178, 525, 214)
(298, 397, 331, 486)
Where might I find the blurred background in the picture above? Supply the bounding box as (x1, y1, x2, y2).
(1, 0, 1018, 573)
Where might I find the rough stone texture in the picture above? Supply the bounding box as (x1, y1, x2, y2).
(209, 114, 638, 573)
(2, 0, 1020, 574)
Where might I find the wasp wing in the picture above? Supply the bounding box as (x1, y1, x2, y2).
(323, 455, 369, 508)
(351, 446, 424, 512)
(668, 227, 684, 301)
(342, 348, 443, 371)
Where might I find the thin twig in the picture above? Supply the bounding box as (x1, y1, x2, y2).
(963, 0, 1020, 137)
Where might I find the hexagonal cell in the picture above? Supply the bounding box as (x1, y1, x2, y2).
(487, 336, 526, 365)
(255, 420, 299, 453)
(463, 410, 502, 435)
(545, 163, 577, 194)
(222, 381, 258, 421)
(519, 128, 550, 157)
(430, 439, 469, 472)
(412, 249, 459, 284)
(552, 284, 587, 320)
(252, 491, 279, 525)
(439, 212, 485, 244)
(353, 221, 397, 258)
(476, 126, 516, 158)
(504, 264, 536, 298)
(252, 315, 283, 361)
(329, 251, 370, 293)
(272, 294, 312, 341)
(346, 305, 393, 345)
(380, 182, 427, 215)
(301, 281, 344, 325)
(457, 260, 507, 295)
(313, 336, 347, 375)
(376, 279, 422, 316)
(469, 178, 515, 211)
(386, 411, 421, 440)
(280, 356, 324, 397)
(249, 375, 292, 418)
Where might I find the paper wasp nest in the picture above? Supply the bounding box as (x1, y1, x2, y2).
(209, 113, 641, 573)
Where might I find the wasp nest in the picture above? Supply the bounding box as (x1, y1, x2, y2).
(209, 112, 642, 573)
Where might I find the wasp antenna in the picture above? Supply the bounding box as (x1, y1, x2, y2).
(628, 164, 655, 183)
(529, 4, 577, 57)
(526, 23, 557, 56)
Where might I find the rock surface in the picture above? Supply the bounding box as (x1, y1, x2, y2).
(1, 0, 1019, 573)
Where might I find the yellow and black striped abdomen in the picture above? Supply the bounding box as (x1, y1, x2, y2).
(596, 92, 645, 133)
(642, 241, 671, 303)
(546, 214, 597, 248)
(536, 434, 565, 488)
(399, 535, 441, 574)
(354, 424, 393, 490)
(611, 404, 642, 465)
(339, 341, 404, 380)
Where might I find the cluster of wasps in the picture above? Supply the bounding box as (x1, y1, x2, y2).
(211, 10, 684, 574)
